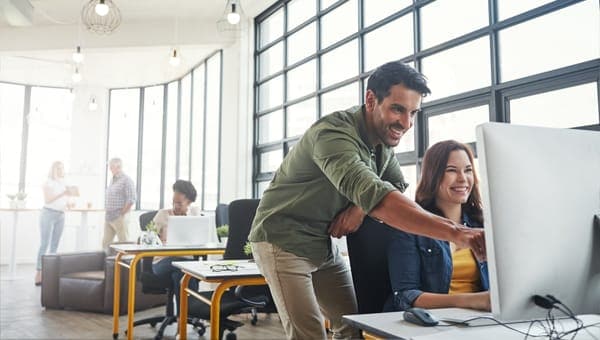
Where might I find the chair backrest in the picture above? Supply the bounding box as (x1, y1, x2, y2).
(347, 216, 396, 314)
(138, 210, 159, 274)
(139, 210, 158, 231)
(215, 203, 229, 227)
(223, 199, 260, 260)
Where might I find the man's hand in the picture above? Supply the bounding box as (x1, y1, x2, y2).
(328, 205, 366, 238)
(454, 226, 486, 261)
(463, 291, 491, 311)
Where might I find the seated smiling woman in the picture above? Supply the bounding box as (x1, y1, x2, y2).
(384, 140, 490, 312)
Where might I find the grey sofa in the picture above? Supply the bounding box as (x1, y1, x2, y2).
(41, 250, 165, 315)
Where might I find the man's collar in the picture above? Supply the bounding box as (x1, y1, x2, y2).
(356, 105, 374, 150)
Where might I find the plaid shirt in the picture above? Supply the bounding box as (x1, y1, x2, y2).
(105, 172, 136, 221)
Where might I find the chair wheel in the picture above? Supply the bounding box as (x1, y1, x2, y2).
(197, 328, 205, 336)
(112, 333, 118, 339)
(150, 321, 157, 327)
(251, 318, 258, 326)
(225, 332, 237, 340)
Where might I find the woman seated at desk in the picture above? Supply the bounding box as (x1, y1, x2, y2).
(152, 179, 199, 298)
(385, 140, 490, 312)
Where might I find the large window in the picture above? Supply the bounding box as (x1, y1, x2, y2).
(253, 0, 599, 197)
(26, 87, 73, 208)
(139, 85, 164, 209)
(107, 51, 223, 210)
(0, 84, 73, 208)
(107, 88, 140, 188)
(0, 83, 25, 198)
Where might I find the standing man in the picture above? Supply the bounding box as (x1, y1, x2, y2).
(248, 61, 486, 339)
(102, 157, 136, 251)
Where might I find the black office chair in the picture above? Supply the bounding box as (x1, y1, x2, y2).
(186, 198, 275, 340)
(215, 203, 229, 242)
(347, 216, 397, 313)
(132, 211, 206, 340)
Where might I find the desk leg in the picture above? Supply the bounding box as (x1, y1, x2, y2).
(210, 283, 230, 340)
(112, 253, 123, 339)
(1, 210, 21, 281)
(126, 256, 141, 340)
(178, 274, 192, 340)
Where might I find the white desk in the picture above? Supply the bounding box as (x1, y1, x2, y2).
(110, 243, 226, 340)
(343, 308, 600, 339)
(173, 260, 267, 340)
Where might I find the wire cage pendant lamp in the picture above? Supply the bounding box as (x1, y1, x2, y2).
(81, 0, 121, 34)
(217, 0, 244, 37)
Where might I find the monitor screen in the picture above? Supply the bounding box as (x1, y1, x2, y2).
(476, 122, 600, 321)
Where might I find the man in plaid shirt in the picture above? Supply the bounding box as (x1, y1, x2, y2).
(102, 158, 136, 251)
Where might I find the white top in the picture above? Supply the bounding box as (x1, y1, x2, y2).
(44, 178, 67, 211)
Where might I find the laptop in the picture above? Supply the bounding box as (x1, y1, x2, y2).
(167, 215, 218, 246)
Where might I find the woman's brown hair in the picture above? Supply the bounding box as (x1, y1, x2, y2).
(415, 140, 483, 225)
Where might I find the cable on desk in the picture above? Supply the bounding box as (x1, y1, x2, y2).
(436, 295, 599, 340)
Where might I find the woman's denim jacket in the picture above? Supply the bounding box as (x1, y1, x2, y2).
(383, 213, 489, 311)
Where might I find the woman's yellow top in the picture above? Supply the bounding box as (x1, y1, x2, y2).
(448, 246, 480, 294)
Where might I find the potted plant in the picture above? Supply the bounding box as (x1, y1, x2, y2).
(140, 221, 162, 246)
(216, 224, 229, 244)
(7, 191, 27, 209)
(243, 241, 253, 258)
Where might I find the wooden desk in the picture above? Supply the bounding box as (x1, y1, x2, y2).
(343, 308, 600, 340)
(173, 260, 267, 340)
(110, 243, 225, 340)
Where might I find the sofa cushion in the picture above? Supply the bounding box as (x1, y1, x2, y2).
(62, 270, 105, 281)
(59, 273, 105, 313)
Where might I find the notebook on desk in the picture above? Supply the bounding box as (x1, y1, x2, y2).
(167, 215, 218, 246)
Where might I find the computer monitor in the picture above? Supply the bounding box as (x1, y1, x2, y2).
(476, 122, 600, 321)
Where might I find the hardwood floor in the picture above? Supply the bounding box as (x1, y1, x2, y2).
(0, 264, 286, 339)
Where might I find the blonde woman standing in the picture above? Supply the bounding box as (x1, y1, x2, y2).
(35, 161, 75, 286)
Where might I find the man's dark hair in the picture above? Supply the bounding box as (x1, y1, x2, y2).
(366, 61, 431, 102)
(173, 179, 197, 202)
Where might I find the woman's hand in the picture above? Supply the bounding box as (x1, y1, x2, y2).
(464, 291, 491, 311)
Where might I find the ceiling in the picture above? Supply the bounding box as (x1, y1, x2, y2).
(0, 0, 274, 87)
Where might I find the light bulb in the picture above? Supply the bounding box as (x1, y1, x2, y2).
(95, 0, 109, 16)
(227, 12, 240, 25)
(72, 68, 82, 83)
(227, 3, 240, 25)
(169, 49, 180, 67)
(72, 46, 84, 64)
(89, 98, 98, 111)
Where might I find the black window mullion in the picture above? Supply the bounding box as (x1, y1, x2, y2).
(175, 78, 182, 179)
(136, 88, 144, 210)
(216, 51, 223, 205)
(201, 56, 209, 210)
(159, 84, 168, 209)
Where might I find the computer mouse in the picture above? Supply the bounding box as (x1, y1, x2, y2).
(403, 307, 439, 326)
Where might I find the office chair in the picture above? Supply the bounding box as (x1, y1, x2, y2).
(186, 198, 275, 340)
(132, 210, 206, 340)
(215, 203, 229, 242)
(347, 216, 397, 313)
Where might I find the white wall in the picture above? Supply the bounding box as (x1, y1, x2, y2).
(218, 19, 255, 203)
